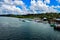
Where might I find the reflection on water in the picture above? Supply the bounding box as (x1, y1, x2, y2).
(0, 17, 60, 40)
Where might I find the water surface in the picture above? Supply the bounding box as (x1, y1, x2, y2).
(0, 17, 60, 40)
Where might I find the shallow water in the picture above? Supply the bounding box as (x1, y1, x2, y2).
(0, 17, 60, 40)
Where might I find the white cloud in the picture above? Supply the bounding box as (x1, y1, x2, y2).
(0, 0, 59, 15)
(51, 5, 60, 8)
(4, 0, 14, 5)
(30, 0, 58, 13)
(14, 1, 24, 5)
(0, 5, 23, 15)
(0, 0, 28, 15)
(44, 0, 50, 4)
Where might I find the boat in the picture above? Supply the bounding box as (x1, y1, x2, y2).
(34, 18, 42, 23)
(48, 18, 55, 27)
(50, 23, 55, 27)
(25, 20, 30, 22)
(19, 19, 26, 22)
(43, 17, 47, 21)
(42, 17, 48, 24)
(53, 18, 60, 30)
(35, 20, 42, 22)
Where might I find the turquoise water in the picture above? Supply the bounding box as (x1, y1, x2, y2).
(0, 17, 60, 40)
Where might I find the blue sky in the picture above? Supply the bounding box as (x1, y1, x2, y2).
(0, 0, 60, 15)
(22, 0, 31, 7)
(49, 0, 59, 6)
(23, 0, 60, 6)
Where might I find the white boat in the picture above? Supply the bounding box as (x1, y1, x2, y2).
(25, 20, 30, 22)
(35, 20, 42, 22)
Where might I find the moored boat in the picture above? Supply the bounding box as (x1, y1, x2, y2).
(33, 18, 42, 23)
(54, 18, 60, 30)
(48, 18, 55, 27)
(42, 17, 48, 24)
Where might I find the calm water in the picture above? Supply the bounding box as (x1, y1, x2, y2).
(0, 17, 60, 40)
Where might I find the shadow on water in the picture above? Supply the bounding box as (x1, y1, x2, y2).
(54, 27, 60, 32)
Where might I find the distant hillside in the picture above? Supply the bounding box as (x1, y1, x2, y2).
(0, 13, 60, 19)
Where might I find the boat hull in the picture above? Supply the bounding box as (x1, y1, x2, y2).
(54, 25, 60, 30)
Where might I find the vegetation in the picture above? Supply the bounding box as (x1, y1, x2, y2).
(0, 13, 60, 19)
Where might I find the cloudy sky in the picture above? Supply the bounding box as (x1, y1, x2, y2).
(0, 0, 60, 15)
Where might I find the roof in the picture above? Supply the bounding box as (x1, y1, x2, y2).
(43, 17, 47, 19)
(56, 19, 60, 21)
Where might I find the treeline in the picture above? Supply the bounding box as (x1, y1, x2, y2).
(0, 13, 60, 19)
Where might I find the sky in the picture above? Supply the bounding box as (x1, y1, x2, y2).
(0, 0, 60, 15)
